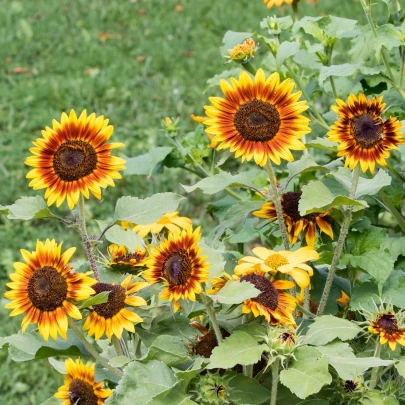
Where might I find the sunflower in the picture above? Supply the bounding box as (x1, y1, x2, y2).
(54, 358, 112, 405)
(264, 0, 294, 7)
(4, 239, 96, 341)
(235, 246, 318, 289)
(143, 227, 210, 309)
(226, 38, 258, 63)
(337, 290, 350, 308)
(254, 191, 334, 246)
(131, 211, 192, 238)
(25, 109, 126, 210)
(328, 93, 404, 173)
(203, 68, 310, 166)
(83, 275, 148, 341)
(106, 244, 148, 273)
(369, 312, 405, 351)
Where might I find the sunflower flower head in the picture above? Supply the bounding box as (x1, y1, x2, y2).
(264, 0, 294, 8)
(235, 246, 319, 289)
(132, 211, 192, 238)
(328, 93, 404, 173)
(254, 191, 334, 246)
(163, 116, 179, 134)
(54, 358, 112, 405)
(106, 244, 148, 274)
(143, 226, 210, 309)
(194, 372, 229, 405)
(25, 110, 126, 210)
(226, 38, 258, 63)
(266, 326, 299, 366)
(204, 68, 310, 166)
(4, 239, 96, 341)
(83, 275, 148, 341)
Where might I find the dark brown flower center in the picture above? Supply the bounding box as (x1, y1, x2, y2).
(234, 99, 281, 142)
(280, 331, 295, 345)
(69, 378, 98, 405)
(115, 252, 144, 265)
(344, 380, 358, 393)
(53, 140, 98, 181)
(282, 191, 319, 222)
(240, 273, 278, 310)
(351, 114, 383, 148)
(28, 266, 68, 311)
(162, 248, 192, 286)
(377, 313, 398, 332)
(92, 283, 126, 318)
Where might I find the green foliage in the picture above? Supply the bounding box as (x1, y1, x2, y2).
(211, 280, 260, 305)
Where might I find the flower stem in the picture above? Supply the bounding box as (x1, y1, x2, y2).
(78, 195, 100, 281)
(68, 318, 124, 378)
(242, 60, 257, 75)
(270, 358, 280, 405)
(292, 0, 299, 22)
(266, 161, 290, 251)
(317, 165, 361, 316)
(200, 293, 223, 344)
(378, 190, 405, 234)
(112, 336, 130, 358)
(297, 303, 316, 319)
(369, 342, 382, 390)
(303, 287, 311, 319)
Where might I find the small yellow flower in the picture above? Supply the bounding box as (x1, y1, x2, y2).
(337, 290, 350, 308)
(264, 0, 294, 8)
(226, 38, 258, 62)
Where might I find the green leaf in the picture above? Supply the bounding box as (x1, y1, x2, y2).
(361, 391, 399, 405)
(1, 196, 56, 220)
(212, 280, 260, 305)
(141, 335, 191, 366)
(182, 170, 258, 194)
(105, 360, 176, 405)
(125, 147, 173, 176)
(326, 17, 358, 39)
(375, 25, 404, 60)
(148, 381, 197, 405)
(276, 41, 300, 66)
(287, 154, 327, 180)
(395, 357, 405, 378)
(293, 16, 325, 42)
(104, 225, 144, 251)
(114, 193, 185, 224)
(381, 237, 405, 261)
(317, 342, 393, 380)
(205, 68, 242, 92)
(304, 316, 362, 346)
(207, 331, 268, 369)
(227, 373, 271, 404)
(79, 291, 110, 309)
(350, 282, 379, 311)
(305, 137, 338, 152)
(220, 31, 253, 57)
(347, 226, 387, 255)
(48, 357, 66, 374)
(319, 64, 383, 88)
(280, 346, 332, 400)
(109, 356, 131, 368)
(299, 181, 367, 215)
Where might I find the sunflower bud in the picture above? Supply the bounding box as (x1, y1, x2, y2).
(162, 116, 179, 134)
(265, 327, 298, 365)
(225, 38, 258, 64)
(196, 373, 230, 405)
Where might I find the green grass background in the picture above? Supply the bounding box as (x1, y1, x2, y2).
(0, 0, 364, 403)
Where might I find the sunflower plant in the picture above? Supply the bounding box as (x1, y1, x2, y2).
(2, 0, 405, 404)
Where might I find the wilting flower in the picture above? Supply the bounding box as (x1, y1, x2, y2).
(337, 290, 350, 308)
(54, 358, 112, 405)
(254, 191, 334, 246)
(203, 68, 310, 166)
(106, 244, 148, 273)
(132, 211, 192, 238)
(235, 246, 319, 289)
(143, 227, 210, 310)
(4, 239, 96, 341)
(83, 276, 147, 341)
(226, 38, 258, 63)
(328, 93, 404, 172)
(25, 110, 126, 209)
(369, 311, 405, 351)
(264, 0, 294, 8)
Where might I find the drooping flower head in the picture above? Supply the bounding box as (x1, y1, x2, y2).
(254, 191, 334, 246)
(4, 239, 96, 341)
(83, 275, 147, 341)
(264, 0, 294, 8)
(131, 211, 192, 238)
(143, 227, 210, 309)
(203, 68, 310, 166)
(328, 94, 404, 172)
(54, 358, 112, 405)
(235, 246, 319, 289)
(369, 311, 405, 351)
(25, 110, 126, 209)
(106, 244, 148, 274)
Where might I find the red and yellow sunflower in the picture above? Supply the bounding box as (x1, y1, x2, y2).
(369, 312, 405, 351)
(106, 244, 148, 273)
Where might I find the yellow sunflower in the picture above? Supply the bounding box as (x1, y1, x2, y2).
(4, 239, 96, 341)
(226, 38, 258, 62)
(254, 191, 334, 246)
(54, 358, 112, 405)
(131, 211, 192, 238)
(203, 68, 310, 166)
(235, 246, 318, 288)
(83, 275, 147, 341)
(264, 0, 294, 7)
(25, 109, 126, 209)
(106, 244, 148, 273)
(143, 227, 210, 309)
(369, 312, 405, 351)
(328, 93, 404, 173)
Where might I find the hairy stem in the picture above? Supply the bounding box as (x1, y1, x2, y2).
(200, 293, 223, 344)
(68, 318, 124, 378)
(303, 288, 311, 319)
(270, 358, 280, 405)
(78, 195, 100, 281)
(369, 342, 382, 390)
(112, 336, 130, 358)
(317, 165, 361, 316)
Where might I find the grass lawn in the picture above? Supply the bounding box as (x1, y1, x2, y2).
(0, 0, 365, 403)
